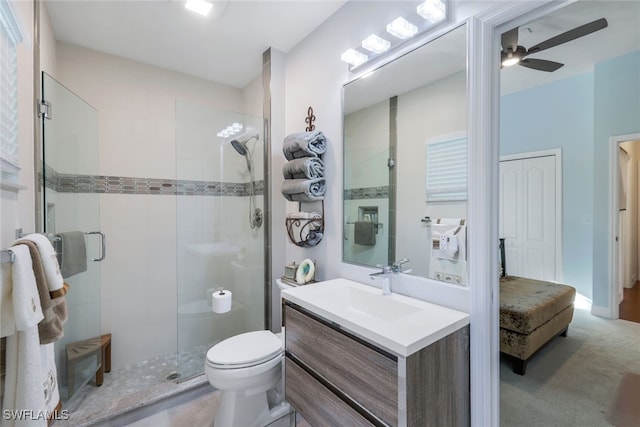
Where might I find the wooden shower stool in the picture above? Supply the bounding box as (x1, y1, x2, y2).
(66, 333, 112, 396)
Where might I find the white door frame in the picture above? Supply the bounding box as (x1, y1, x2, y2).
(469, 1, 567, 425)
(608, 132, 640, 319)
(500, 149, 563, 282)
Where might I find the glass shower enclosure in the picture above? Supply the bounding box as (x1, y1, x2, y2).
(175, 101, 265, 379)
(41, 72, 102, 403)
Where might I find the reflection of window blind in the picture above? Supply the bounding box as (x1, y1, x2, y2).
(426, 136, 467, 202)
(0, 0, 22, 168)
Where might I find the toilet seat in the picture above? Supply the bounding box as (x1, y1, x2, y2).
(206, 330, 282, 370)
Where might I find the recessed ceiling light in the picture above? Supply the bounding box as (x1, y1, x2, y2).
(361, 34, 391, 54)
(341, 49, 368, 67)
(386, 17, 418, 39)
(417, 0, 446, 24)
(185, 0, 213, 17)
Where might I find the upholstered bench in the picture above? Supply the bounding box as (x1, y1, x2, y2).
(500, 276, 576, 375)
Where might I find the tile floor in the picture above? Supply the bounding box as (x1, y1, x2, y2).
(56, 350, 208, 427)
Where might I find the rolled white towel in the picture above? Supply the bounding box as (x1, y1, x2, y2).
(281, 178, 326, 202)
(282, 157, 324, 180)
(283, 131, 327, 160)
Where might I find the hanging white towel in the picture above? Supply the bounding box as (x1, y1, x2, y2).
(2, 245, 47, 427)
(17, 234, 64, 294)
(0, 245, 44, 338)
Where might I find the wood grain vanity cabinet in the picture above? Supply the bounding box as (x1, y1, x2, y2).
(283, 301, 470, 427)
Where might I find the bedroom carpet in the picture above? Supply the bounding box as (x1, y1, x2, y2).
(501, 305, 640, 426)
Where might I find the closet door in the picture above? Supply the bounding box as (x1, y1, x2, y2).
(500, 155, 556, 281)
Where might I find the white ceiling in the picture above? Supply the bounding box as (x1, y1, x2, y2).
(500, 0, 640, 94)
(44, 0, 640, 93)
(44, 0, 346, 89)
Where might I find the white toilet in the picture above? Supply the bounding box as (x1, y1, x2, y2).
(205, 280, 293, 427)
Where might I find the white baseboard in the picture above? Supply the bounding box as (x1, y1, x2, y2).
(591, 304, 613, 318)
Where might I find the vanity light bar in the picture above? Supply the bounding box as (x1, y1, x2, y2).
(361, 34, 391, 54)
(387, 17, 418, 39)
(341, 0, 447, 70)
(417, 0, 446, 24)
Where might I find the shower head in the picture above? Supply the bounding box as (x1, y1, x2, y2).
(229, 132, 259, 156)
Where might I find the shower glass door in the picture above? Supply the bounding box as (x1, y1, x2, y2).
(175, 100, 265, 379)
(41, 72, 102, 403)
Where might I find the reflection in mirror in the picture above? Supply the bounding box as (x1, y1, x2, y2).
(343, 23, 468, 284)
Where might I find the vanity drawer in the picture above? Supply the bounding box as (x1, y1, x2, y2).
(284, 303, 398, 426)
(286, 356, 375, 427)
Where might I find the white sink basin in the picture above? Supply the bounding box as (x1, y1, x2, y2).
(281, 278, 469, 357)
(334, 286, 421, 322)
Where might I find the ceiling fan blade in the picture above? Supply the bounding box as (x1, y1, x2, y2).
(526, 18, 608, 56)
(501, 27, 519, 52)
(519, 58, 564, 72)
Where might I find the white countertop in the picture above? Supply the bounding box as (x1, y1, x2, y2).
(281, 278, 470, 357)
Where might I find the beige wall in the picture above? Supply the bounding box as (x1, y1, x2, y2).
(48, 42, 259, 368)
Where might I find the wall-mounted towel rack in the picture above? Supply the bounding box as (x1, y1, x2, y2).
(0, 249, 14, 264)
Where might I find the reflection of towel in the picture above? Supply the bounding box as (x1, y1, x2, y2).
(286, 212, 323, 247)
(281, 178, 326, 202)
(2, 245, 48, 427)
(283, 131, 327, 160)
(432, 224, 466, 261)
(14, 240, 68, 344)
(57, 231, 87, 278)
(282, 157, 325, 180)
(354, 221, 376, 246)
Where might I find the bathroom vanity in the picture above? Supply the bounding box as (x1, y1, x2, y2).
(281, 278, 470, 427)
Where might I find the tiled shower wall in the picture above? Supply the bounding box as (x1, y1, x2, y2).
(50, 42, 264, 368)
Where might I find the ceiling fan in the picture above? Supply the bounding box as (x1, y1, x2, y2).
(501, 18, 608, 72)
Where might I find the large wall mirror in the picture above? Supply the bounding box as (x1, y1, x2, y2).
(343, 23, 468, 284)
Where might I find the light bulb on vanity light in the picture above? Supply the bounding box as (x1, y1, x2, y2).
(341, 49, 369, 67)
(386, 17, 418, 39)
(361, 34, 391, 54)
(417, 0, 446, 24)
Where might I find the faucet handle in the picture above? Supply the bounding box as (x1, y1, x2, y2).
(370, 264, 392, 278)
(392, 258, 411, 273)
(392, 258, 409, 268)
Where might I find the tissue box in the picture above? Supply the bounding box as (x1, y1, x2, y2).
(284, 262, 298, 280)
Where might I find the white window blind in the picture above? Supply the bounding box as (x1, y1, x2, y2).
(0, 0, 22, 170)
(426, 135, 467, 202)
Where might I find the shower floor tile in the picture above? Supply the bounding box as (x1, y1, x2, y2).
(55, 351, 207, 427)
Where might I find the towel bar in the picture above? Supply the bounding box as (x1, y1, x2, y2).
(0, 249, 14, 264)
(346, 221, 383, 234)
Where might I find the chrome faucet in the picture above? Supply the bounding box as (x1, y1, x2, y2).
(369, 258, 412, 295)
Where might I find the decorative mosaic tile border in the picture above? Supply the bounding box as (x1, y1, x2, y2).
(44, 165, 264, 197)
(343, 186, 389, 200)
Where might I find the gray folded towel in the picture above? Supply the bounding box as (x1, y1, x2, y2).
(281, 178, 326, 202)
(283, 131, 327, 160)
(282, 157, 325, 180)
(58, 231, 87, 278)
(354, 221, 376, 246)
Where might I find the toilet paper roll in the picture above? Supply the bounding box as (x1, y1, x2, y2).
(212, 290, 232, 313)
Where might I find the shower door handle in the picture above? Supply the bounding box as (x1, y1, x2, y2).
(85, 231, 106, 262)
